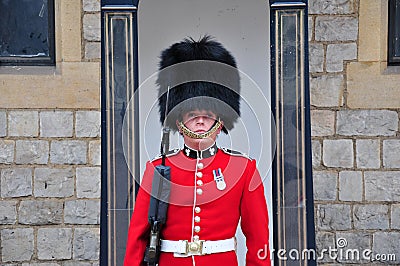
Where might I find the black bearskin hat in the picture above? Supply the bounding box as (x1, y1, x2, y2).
(157, 35, 241, 133)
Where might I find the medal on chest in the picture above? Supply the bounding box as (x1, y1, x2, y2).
(212, 168, 226, 191)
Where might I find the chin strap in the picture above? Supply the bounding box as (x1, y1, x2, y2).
(178, 119, 222, 139)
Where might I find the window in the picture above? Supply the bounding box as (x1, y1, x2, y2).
(388, 0, 400, 65)
(0, 0, 55, 66)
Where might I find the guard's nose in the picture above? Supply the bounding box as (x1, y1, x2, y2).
(195, 115, 205, 124)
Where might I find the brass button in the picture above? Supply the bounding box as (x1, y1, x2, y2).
(195, 207, 201, 213)
(196, 172, 203, 178)
(194, 226, 201, 233)
(197, 180, 203, 186)
(194, 216, 200, 223)
(196, 188, 203, 195)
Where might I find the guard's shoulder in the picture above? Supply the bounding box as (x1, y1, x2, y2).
(151, 148, 180, 162)
(220, 147, 253, 160)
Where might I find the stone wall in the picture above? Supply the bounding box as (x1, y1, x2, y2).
(0, 0, 102, 265)
(309, 0, 400, 263)
(0, 111, 101, 265)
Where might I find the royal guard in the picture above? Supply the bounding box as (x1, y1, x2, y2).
(124, 36, 271, 266)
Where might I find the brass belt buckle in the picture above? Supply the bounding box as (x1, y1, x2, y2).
(187, 240, 204, 255)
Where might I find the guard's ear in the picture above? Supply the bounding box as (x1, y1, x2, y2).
(216, 120, 224, 134)
(176, 120, 182, 134)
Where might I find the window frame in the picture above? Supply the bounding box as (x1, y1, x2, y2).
(388, 0, 400, 65)
(0, 0, 56, 66)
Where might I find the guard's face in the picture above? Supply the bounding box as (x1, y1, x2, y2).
(178, 109, 223, 150)
(182, 110, 218, 132)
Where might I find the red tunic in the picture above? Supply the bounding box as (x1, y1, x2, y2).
(124, 147, 271, 266)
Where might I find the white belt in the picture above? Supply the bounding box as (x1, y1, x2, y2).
(160, 237, 236, 257)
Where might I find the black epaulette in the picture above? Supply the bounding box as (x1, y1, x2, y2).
(151, 148, 180, 161)
(220, 147, 253, 160)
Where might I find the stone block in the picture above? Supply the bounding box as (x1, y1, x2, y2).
(317, 204, 351, 230)
(353, 204, 389, 230)
(337, 110, 398, 136)
(40, 111, 73, 137)
(83, 13, 101, 41)
(356, 139, 380, 169)
(1, 228, 34, 262)
(64, 200, 100, 224)
(73, 228, 100, 260)
(16, 140, 49, 164)
(383, 140, 400, 168)
(309, 43, 324, 73)
(308, 16, 314, 42)
(37, 228, 72, 260)
(365, 171, 400, 201)
(309, 0, 356, 14)
(76, 111, 101, 137)
(76, 167, 101, 198)
(339, 171, 362, 201)
(312, 140, 321, 168)
(315, 17, 358, 41)
(1, 168, 32, 197)
(347, 62, 400, 109)
(326, 43, 357, 72)
(19, 200, 63, 225)
(50, 140, 87, 164)
(61, 0, 82, 61)
(358, 0, 382, 62)
(0, 201, 17, 224)
(372, 232, 400, 264)
(8, 111, 39, 137)
(0, 140, 14, 164)
(391, 204, 400, 229)
(89, 140, 101, 165)
(34, 168, 74, 198)
(310, 75, 344, 107)
(0, 110, 6, 136)
(308, 17, 314, 41)
(85, 42, 101, 60)
(335, 232, 371, 263)
(323, 139, 353, 168)
(0, 62, 100, 109)
(313, 171, 337, 200)
(315, 231, 335, 263)
(83, 0, 100, 11)
(311, 110, 335, 136)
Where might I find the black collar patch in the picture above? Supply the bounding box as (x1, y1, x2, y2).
(183, 143, 218, 159)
